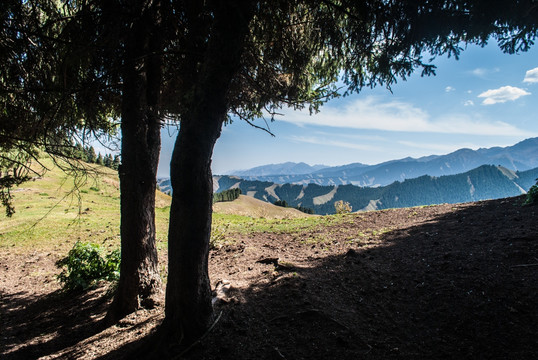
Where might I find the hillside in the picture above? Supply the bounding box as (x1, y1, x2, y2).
(0, 155, 171, 252)
(215, 165, 538, 214)
(1, 193, 536, 359)
(231, 137, 538, 186)
(213, 195, 312, 219)
(0, 155, 311, 256)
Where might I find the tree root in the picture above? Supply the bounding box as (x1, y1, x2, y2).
(171, 311, 223, 359)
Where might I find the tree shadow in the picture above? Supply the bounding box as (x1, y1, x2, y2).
(180, 198, 537, 359)
(4, 198, 537, 359)
(0, 284, 112, 359)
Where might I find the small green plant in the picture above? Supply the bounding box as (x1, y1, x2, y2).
(89, 186, 100, 192)
(524, 181, 538, 206)
(210, 223, 230, 249)
(56, 241, 120, 291)
(334, 200, 352, 214)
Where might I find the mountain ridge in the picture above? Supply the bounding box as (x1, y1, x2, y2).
(227, 162, 329, 177)
(226, 137, 538, 187)
(213, 164, 538, 214)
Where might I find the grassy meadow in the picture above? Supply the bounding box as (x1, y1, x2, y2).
(0, 156, 171, 254)
(0, 155, 348, 257)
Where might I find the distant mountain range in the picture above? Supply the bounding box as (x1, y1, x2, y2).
(214, 165, 538, 214)
(226, 137, 538, 187)
(156, 138, 538, 213)
(228, 162, 328, 177)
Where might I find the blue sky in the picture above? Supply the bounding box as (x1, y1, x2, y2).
(158, 42, 538, 178)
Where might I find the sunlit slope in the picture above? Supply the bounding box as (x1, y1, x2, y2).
(0, 155, 171, 251)
(213, 195, 313, 219)
(0, 155, 318, 253)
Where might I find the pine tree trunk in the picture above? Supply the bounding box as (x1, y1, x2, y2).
(158, 0, 254, 346)
(163, 116, 220, 342)
(106, 2, 163, 323)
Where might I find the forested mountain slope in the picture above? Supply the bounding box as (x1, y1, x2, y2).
(215, 165, 538, 214)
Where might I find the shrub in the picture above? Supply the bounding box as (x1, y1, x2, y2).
(524, 180, 538, 206)
(56, 242, 120, 291)
(334, 200, 352, 214)
(210, 223, 229, 249)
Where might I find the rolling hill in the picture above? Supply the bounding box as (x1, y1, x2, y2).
(0, 155, 172, 251)
(0, 155, 310, 254)
(213, 195, 312, 219)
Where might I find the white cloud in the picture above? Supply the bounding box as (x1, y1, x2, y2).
(523, 67, 538, 83)
(397, 139, 527, 155)
(310, 131, 387, 143)
(445, 86, 455, 92)
(279, 97, 529, 136)
(464, 100, 474, 106)
(471, 67, 500, 78)
(427, 113, 530, 136)
(289, 135, 383, 151)
(397, 141, 475, 153)
(471, 68, 487, 77)
(281, 97, 429, 132)
(477, 86, 531, 105)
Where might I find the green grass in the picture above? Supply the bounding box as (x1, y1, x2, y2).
(0, 156, 169, 253)
(1, 154, 347, 253)
(212, 212, 346, 235)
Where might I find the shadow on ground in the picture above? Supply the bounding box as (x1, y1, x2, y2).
(181, 198, 537, 359)
(2, 197, 537, 359)
(0, 285, 111, 359)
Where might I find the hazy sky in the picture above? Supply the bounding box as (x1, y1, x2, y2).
(158, 42, 538, 178)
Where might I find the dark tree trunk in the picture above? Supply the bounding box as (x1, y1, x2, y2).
(106, 2, 163, 323)
(158, 0, 254, 346)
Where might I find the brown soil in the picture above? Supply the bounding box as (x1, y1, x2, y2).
(1, 196, 537, 359)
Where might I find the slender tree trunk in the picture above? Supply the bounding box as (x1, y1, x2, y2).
(106, 1, 163, 323)
(158, 0, 254, 346)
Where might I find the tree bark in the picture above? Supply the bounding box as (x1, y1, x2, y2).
(159, 0, 254, 346)
(106, 1, 163, 323)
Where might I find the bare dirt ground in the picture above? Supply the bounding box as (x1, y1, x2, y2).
(1, 196, 537, 359)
